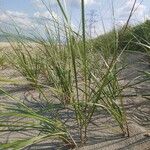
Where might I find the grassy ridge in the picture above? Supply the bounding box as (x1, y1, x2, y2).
(92, 20, 150, 53)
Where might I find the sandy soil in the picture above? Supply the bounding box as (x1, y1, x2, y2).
(0, 50, 150, 150)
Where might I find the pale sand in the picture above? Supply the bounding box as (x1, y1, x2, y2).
(0, 46, 150, 149)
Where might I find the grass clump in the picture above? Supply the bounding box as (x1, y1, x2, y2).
(0, 54, 6, 68)
(1, 0, 149, 149)
(0, 90, 76, 149)
(6, 41, 42, 86)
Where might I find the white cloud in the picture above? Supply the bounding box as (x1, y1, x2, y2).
(0, 11, 34, 29)
(84, 0, 98, 5)
(34, 11, 58, 20)
(117, 0, 146, 24)
(31, 0, 44, 8)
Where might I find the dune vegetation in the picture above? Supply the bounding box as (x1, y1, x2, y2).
(0, 0, 150, 149)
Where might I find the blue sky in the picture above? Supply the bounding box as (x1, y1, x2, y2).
(0, 0, 150, 36)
